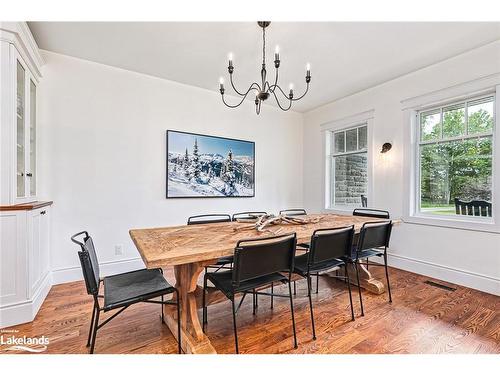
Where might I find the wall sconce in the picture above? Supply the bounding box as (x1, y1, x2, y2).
(381, 142, 392, 153)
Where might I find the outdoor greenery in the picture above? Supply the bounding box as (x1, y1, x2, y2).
(419, 98, 494, 211)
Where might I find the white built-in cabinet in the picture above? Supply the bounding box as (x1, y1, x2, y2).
(0, 22, 52, 328)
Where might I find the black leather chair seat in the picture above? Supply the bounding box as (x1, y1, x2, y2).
(293, 253, 345, 276)
(206, 270, 287, 298)
(350, 248, 384, 260)
(103, 268, 175, 311)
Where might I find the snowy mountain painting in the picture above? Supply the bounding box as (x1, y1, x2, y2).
(166, 130, 255, 198)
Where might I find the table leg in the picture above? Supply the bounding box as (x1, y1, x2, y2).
(162, 260, 217, 354)
(331, 262, 385, 295)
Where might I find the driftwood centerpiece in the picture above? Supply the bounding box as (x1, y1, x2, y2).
(234, 214, 323, 235)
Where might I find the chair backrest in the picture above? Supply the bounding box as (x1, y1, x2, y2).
(232, 233, 297, 288)
(279, 209, 307, 216)
(71, 231, 100, 296)
(361, 195, 368, 208)
(309, 226, 354, 267)
(187, 214, 231, 225)
(352, 208, 390, 219)
(232, 211, 267, 221)
(357, 221, 393, 252)
(454, 198, 492, 217)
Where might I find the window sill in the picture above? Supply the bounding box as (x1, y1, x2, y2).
(403, 214, 499, 234)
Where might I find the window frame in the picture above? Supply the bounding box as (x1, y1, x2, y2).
(402, 77, 500, 233)
(330, 124, 368, 208)
(416, 94, 495, 221)
(321, 110, 374, 213)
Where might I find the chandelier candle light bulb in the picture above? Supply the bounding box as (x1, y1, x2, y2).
(219, 21, 311, 114)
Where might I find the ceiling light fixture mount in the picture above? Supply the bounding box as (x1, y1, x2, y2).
(219, 21, 311, 114)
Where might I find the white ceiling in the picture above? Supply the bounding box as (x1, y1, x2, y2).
(28, 22, 500, 112)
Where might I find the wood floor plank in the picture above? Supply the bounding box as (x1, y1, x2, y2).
(1, 267, 498, 354)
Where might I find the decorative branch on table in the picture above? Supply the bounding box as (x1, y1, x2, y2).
(234, 214, 323, 234)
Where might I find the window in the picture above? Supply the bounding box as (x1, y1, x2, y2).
(417, 95, 495, 219)
(329, 124, 368, 208)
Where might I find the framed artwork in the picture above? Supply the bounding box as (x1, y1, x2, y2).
(166, 130, 255, 198)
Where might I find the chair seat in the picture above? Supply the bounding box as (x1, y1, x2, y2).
(293, 253, 345, 276)
(350, 247, 384, 260)
(206, 270, 287, 298)
(103, 268, 175, 311)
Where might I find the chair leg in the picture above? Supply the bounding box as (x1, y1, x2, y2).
(161, 295, 165, 323)
(366, 258, 369, 270)
(354, 260, 365, 316)
(344, 264, 355, 321)
(86, 302, 97, 347)
(384, 252, 393, 303)
(252, 289, 256, 315)
(202, 274, 207, 332)
(293, 280, 296, 295)
(307, 275, 316, 340)
(89, 307, 100, 354)
(316, 273, 319, 294)
(287, 281, 298, 349)
(231, 297, 239, 354)
(176, 290, 182, 354)
(270, 283, 274, 309)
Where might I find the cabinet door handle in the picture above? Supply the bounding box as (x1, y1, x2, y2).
(40, 210, 46, 215)
(26, 173, 33, 177)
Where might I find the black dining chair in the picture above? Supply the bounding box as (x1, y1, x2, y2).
(202, 233, 298, 354)
(350, 221, 393, 316)
(293, 226, 356, 340)
(71, 231, 181, 354)
(279, 209, 314, 293)
(232, 211, 267, 221)
(361, 195, 368, 208)
(187, 214, 232, 225)
(187, 214, 233, 272)
(279, 208, 307, 216)
(352, 208, 390, 219)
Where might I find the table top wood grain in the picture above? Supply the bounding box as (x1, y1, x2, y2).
(129, 214, 396, 268)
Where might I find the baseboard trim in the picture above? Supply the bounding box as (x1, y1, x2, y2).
(0, 272, 52, 328)
(383, 252, 500, 296)
(51, 257, 145, 285)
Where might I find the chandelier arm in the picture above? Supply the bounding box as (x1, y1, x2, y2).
(270, 83, 290, 100)
(272, 90, 292, 111)
(291, 82, 310, 101)
(221, 84, 260, 108)
(271, 68, 279, 92)
(229, 73, 247, 96)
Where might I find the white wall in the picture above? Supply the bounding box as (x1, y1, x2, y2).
(37, 51, 304, 282)
(303, 41, 500, 295)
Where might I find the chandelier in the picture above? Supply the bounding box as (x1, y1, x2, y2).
(219, 21, 311, 114)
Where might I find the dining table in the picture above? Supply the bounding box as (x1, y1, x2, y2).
(129, 213, 397, 354)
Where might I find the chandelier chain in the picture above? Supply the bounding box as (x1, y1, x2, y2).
(262, 26, 266, 66)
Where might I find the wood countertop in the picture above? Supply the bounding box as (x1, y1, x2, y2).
(0, 201, 53, 211)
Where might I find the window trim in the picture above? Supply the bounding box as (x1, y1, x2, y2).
(416, 93, 495, 221)
(402, 76, 500, 233)
(321, 110, 374, 213)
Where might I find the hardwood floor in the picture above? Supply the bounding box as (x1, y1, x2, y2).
(2, 267, 499, 354)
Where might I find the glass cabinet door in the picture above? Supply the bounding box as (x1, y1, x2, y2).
(16, 60, 26, 198)
(29, 79, 37, 196)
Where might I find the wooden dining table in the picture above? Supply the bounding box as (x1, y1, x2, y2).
(129, 213, 396, 354)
